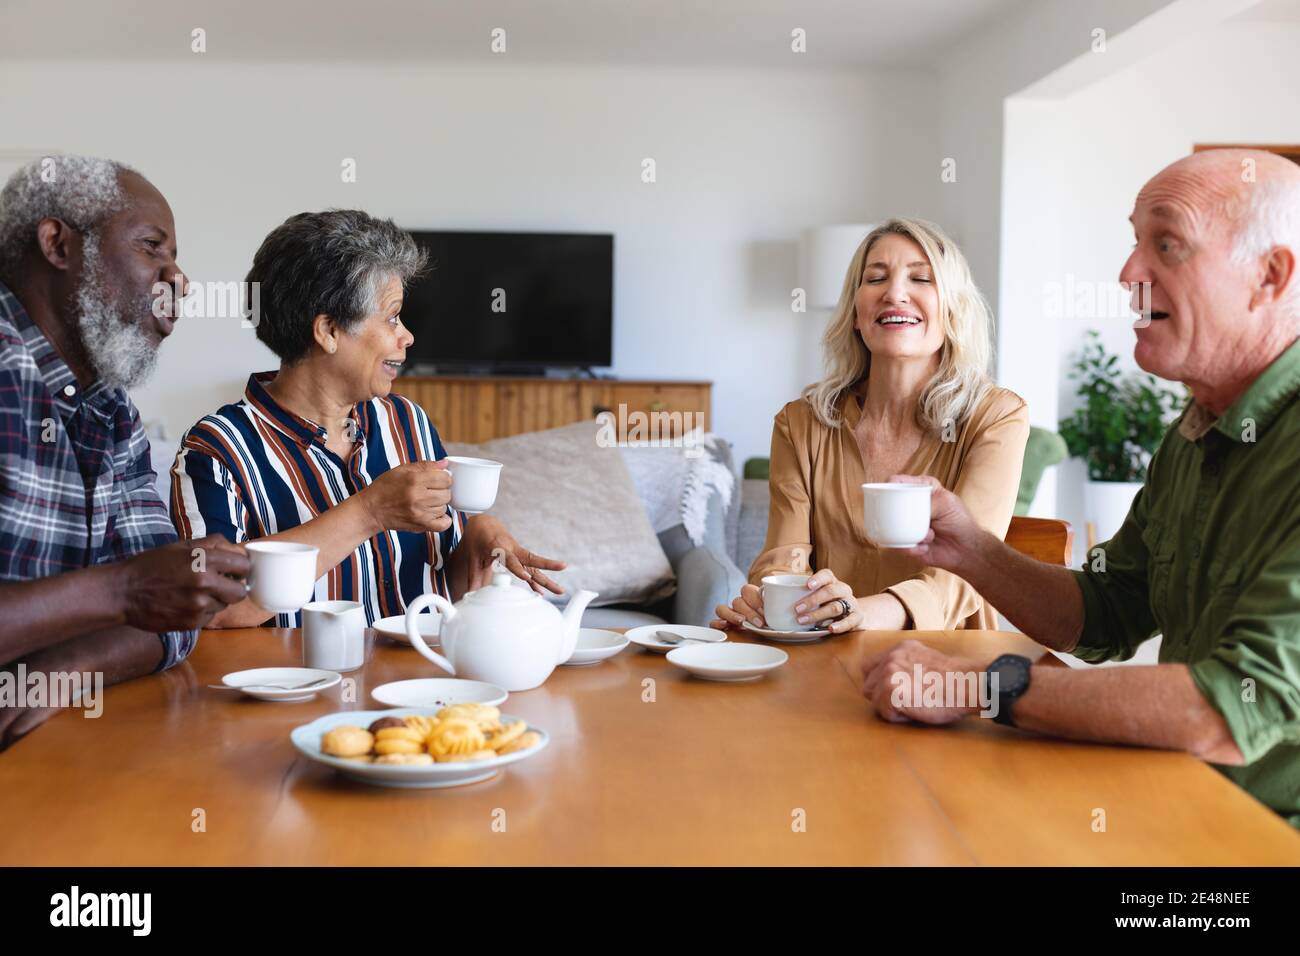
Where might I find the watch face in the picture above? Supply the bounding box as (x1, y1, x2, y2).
(992, 657, 1029, 696)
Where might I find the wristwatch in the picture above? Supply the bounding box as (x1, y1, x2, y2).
(985, 654, 1032, 726)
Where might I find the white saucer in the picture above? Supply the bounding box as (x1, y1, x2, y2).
(562, 628, 630, 666)
(666, 643, 788, 682)
(625, 624, 728, 654)
(373, 612, 441, 646)
(291, 709, 547, 789)
(370, 678, 507, 709)
(219, 667, 341, 702)
(741, 621, 830, 643)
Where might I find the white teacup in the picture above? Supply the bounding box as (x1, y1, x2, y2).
(861, 482, 932, 548)
(445, 456, 503, 514)
(761, 573, 814, 632)
(301, 600, 366, 672)
(245, 541, 319, 613)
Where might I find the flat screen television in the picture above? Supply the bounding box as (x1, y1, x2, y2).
(399, 230, 613, 372)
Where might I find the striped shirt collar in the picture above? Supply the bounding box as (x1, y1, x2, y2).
(242, 371, 367, 450)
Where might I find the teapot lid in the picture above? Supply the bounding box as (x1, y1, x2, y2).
(464, 567, 539, 606)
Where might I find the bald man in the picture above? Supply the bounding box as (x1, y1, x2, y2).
(859, 149, 1300, 826)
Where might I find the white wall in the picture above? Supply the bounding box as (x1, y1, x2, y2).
(936, 0, 1178, 320)
(1003, 20, 1300, 558)
(0, 59, 940, 466)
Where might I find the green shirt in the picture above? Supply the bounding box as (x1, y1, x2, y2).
(1072, 337, 1300, 826)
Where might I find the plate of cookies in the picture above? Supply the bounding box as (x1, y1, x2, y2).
(291, 704, 547, 789)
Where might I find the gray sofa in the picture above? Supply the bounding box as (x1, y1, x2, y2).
(581, 441, 771, 630)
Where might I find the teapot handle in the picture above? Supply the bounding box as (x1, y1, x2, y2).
(405, 593, 456, 674)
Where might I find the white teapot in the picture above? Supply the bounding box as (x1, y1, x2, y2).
(403, 569, 598, 692)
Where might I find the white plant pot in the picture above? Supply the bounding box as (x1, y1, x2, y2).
(1084, 480, 1143, 544)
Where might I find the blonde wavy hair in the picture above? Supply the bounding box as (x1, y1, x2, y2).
(802, 217, 994, 435)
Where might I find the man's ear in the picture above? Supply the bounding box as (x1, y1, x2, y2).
(34, 217, 78, 271)
(1258, 245, 1297, 308)
(311, 313, 341, 355)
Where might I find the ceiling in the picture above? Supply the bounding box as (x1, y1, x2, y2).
(0, 0, 1029, 69)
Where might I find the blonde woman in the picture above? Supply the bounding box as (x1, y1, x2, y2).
(713, 218, 1028, 634)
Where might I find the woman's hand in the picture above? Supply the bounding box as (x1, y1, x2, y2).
(360, 461, 453, 534)
(789, 568, 866, 634)
(711, 584, 766, 631)
(461, 515, 566, 596)
(796, 570, 910, 633)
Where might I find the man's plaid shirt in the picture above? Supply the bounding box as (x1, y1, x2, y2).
(0, 281, 195, 669)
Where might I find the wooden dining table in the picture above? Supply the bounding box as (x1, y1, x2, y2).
(3, 624, 1299, 866)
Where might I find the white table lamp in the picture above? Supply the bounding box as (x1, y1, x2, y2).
(799, 224, 874, 310)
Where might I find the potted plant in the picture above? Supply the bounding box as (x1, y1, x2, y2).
(1058, 331, 1184, 541)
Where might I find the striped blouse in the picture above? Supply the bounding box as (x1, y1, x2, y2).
(170, 372, 463, 627)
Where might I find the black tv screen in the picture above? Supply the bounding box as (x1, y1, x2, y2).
(400, 230, 613, 370)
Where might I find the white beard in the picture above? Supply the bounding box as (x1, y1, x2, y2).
(74, 233, 158, 390)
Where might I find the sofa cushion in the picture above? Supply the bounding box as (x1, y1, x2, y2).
(620, 433, 737, 559)
(736, 478, 771, 580)
(445, 419, 675, 608)
(581, 606, 669, 629)
(673, 543, 746, 627)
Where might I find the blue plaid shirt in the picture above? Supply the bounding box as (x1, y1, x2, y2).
(0, 281, 196, 670)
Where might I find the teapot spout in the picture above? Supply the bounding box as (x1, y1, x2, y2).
(557, 588, 598, 664)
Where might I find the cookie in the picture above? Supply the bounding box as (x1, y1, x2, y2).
(403, 714, 439, 737)
(374, 753, 435, 766)
(321, 726, 374, 758)
(374, 737, 424, 755)
(485, 720, 527, 751)
(433, 749, 496, 763)
(437, 703, 501, 730)
(426, 717, 487, 756)
(368, 716, 408, 734)
(374, 726, 424, 745)
(496, 731, 541, 756)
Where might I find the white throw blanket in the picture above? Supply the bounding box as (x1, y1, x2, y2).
(620, 431, 735, 546)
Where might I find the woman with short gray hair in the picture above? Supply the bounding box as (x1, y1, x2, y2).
(171, 209, 564, 628)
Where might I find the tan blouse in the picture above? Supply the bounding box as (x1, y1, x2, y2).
(749, 386, 1029, 630)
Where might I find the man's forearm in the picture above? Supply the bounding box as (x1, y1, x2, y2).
(0, 565, 127, 663)
(1008, 663, 1243, 765)
(0, 626, 171, 750)
(15, 624, 166, 687)
(957, 530, 1086, 651)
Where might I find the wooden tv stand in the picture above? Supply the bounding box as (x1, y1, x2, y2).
(390, 375, 712, 442)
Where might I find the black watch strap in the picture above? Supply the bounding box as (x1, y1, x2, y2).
(987, 654, 1032, 726)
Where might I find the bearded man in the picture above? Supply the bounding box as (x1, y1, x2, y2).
(0, 155, 249, 749)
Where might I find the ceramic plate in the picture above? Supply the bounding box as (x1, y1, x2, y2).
(562, 628, 630, 666)
(291, 709, 547, 789)
(625, 624, 728, 654)
(370, 678, 507, 709)
(666, 643, 788, 682)
(373, 612, 441, 646)
(741, 621, 831, 643)
(219, 667, 341, 702)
